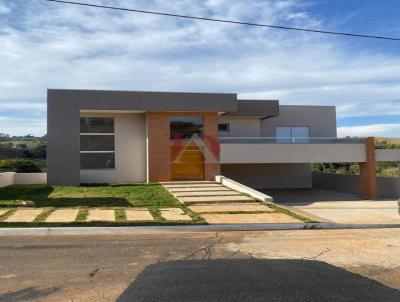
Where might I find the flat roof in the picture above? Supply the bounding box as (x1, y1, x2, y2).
(48, 89, 238, 112)
(223, 99, 279, 118)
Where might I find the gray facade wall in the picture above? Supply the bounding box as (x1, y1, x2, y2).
(47, 89, 236, 186)
(312, 172, 400, 199)
(221, 163, 312, 189)
(261, 105, 337, 137)
(218, 116, 262, 137)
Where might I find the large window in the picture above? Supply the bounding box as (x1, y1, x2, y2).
(276, 126, 310, 143)
(170, 117, 203, 139)
(80, 117, 115, 169)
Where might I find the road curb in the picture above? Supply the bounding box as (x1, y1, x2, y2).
(1, 223, 400, 235)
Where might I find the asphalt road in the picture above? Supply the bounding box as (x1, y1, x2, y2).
(0, 228, 400, 301)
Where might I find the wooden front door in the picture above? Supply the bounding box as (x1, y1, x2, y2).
(171, 143, 204, 180)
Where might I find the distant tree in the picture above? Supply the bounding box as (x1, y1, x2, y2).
(16, 143, 28, 149)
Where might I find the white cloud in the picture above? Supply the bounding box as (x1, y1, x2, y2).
(0, 116, 45, 137)
(338, 124, 400, 138)
(0, 0, 399, 136)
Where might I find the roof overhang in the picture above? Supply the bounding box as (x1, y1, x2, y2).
(48, 89, 238, 112)
(222, 99, 279, 118)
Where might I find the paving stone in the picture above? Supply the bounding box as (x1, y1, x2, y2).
(125, 209, 154, 221)
(45, 209, 79, 223)
(180, 195, 255, 204)
(87, 209, 115, 222)
(188, 203, 274, 213)
(200, 213, 301, 224)
(174, 191, 242, 197)
(168, 187, 231, 192)
(5, 209, 44, 223)
(160, 208, 192, 221)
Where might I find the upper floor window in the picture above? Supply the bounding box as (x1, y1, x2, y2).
(80, 117, 115, 169)
(276, 127, 310, 143)
(218, 123, 230, 132)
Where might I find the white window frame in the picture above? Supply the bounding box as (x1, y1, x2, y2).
(80, 118, 115, 169)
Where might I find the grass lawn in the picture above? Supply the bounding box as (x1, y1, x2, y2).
(0, 183, 205, 227)
(0, 183, 181, 208)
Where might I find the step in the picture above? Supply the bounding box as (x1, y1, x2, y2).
(174, 191, 242, 197)
(168, 187, 231, 192)
(180, 195, 255, 204)
(160, 181, 215, 185)
(188, 203, 274, 213)
(163, 184, 224, 188)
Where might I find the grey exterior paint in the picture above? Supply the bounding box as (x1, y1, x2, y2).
(224, 100, 279, 118)
(47, 89, 237, 185)
(261, 105, 337, 138)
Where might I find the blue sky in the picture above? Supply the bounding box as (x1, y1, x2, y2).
(0, 0, 399, 137)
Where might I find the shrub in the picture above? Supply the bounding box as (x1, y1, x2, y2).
(0, 159, 42, 173)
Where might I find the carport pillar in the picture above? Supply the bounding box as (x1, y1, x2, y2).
(359, 137, 378, 200)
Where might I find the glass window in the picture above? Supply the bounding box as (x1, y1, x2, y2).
(276, 127, 310, 143)
(80, 135, 115, 151)
(292, 127, 310, 138)
(80, 117, 115, 169)
(80, 153, 115, 169)
(170, 117, 203, 139)
(80, 117, 114, 133)
(218, 123, 230, 132)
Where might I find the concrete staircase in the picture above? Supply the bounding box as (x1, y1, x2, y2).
(161, 181, 257, 205)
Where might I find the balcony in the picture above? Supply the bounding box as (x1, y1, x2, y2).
(219, 137, 367, 164)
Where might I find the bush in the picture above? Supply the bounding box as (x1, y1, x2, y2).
(0, 159, 42, 173)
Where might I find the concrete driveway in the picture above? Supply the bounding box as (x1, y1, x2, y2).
(263, 189, 400, 224)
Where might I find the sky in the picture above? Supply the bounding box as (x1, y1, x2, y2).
(0, 0, 399, 137)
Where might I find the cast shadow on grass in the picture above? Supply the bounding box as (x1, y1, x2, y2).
(117, 259, 400, 302)
(0, 286, 59, 302)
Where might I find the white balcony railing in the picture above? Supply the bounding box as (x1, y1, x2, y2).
(219, 137, 366, 164)
(219, 137, 365, 144)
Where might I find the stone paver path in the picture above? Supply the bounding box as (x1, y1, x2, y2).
(126, 209, 154, 221)
(160, 208, 192, 221)
(87, 209, 115, 222)
(201, 213, 301, 224)
(45, 209, 79, 223)
(5, 209, 43, 223)
(180, 195, 255, 204)
(188, 203, 274, 213)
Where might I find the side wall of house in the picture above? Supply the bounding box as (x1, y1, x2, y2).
(221, 163, 312, 189)
(218, 116, 262, 137)
(261, 105, 337, 137)
(80, 112, 147, 184)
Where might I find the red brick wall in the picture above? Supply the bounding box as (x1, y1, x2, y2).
(359, 137, 378, 200)
(147, 112, 220, 182)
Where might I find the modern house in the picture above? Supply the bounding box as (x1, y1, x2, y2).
(47, 89, 400, 199)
